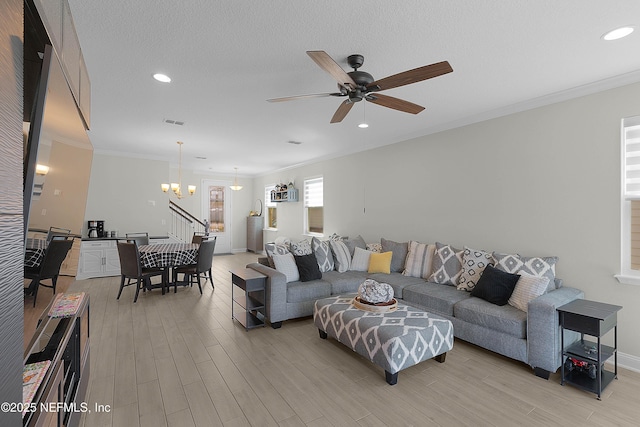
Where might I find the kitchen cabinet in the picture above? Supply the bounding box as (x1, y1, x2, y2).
(77, 240, 120, 279)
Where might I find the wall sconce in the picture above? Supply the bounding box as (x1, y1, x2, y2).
(35, 164, 49, 175)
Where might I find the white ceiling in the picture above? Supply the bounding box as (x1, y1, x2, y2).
(66, 0, 640, 176)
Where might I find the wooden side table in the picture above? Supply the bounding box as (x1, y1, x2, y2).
(231, 268, 267, 330)
(557, 299, 622, 399)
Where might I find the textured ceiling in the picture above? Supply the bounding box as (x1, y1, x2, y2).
(66, 0, 640, 176)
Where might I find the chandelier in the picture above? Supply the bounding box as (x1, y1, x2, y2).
(230, 167, 243, 191)
(161, 141, 196, 199)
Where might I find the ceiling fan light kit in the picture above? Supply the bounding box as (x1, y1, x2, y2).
(268, 50, 453, 124)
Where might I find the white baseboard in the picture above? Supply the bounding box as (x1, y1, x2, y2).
(605, 351, 640, 373)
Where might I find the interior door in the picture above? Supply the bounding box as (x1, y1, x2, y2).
(202, 180, 232, 253)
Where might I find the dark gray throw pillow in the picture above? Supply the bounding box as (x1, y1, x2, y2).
(381, 238, 409, 273)
(470, 265, 520, 306)
(294, 253, 322, 282)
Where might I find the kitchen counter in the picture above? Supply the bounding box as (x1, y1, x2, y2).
(81, 235, 169, 241)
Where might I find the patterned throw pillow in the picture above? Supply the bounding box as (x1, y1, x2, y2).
(330, 240, 351, 273)
(272, 252, 300, 283)
(508, 271, 550, 312)
(381, 238, 409, 273)
(265, 243, 290, 268)
(403, 241, 436, 279)
(457, 247, 494, 291)
(350, 247, 373, 271)
(290, 239, 312, 256)
(493, 252, 558, 292)
(428, 242, 464, 285)
(312, 237, 335, 272)
(366, 243, 382, 253)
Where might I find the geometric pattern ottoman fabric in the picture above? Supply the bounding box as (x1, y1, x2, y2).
(313, 295, 454, 379)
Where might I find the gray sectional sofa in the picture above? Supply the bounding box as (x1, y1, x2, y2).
(246, 239, 584, 378)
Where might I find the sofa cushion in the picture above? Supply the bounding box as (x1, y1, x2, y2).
(508, 272, 550, 312)
(350, 247, 372, 271)
(265, 242, 290, 268)
(403, 241, 435, 279)
(286, 279, 331, 303)
(457, 247, 494, 291)
(330, 240, 351, 273)
(323, 270, 368, 295)
(367, 272, 425, 299)
(470, 265, 519, 306)
(428, 242, 464, 286)
(381, 238, 409, 273)
(454, 297, 527, 339)
(493, 252, 558, 293)
(368, 251, 392, 274)
(344, 235, 366, 257)
(402, 282, 471, 316)
(272, 252, 299, 283)
(312, 237, 335, 272)
(290, 239, 312, 256)
(294, 253, 322, 282)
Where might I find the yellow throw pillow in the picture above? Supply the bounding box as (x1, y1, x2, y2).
(368, 251, 393, 274)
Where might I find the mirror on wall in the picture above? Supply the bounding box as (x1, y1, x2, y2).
(25, 48, 93, 239)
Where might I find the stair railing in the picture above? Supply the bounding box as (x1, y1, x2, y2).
(168, 201, 207, 243)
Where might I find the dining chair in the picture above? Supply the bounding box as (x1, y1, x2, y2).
(192, 231, 206, 245)
(125, 232, 149, 246)
(116, 240, 166, 302)
(46, 226, 71, 243)
(172, 237, 216, 294)
(24, 238, 74, 307)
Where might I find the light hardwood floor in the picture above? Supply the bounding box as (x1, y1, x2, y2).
(24, 252, 640, 426)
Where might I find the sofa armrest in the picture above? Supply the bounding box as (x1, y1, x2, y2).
(246, 262, 288, 324)
(527, 286, 585, 373)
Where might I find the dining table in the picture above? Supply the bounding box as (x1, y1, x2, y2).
(138, 243, 200, 293)
(138, 243, 199, 269)
(25, 237, 48, 268)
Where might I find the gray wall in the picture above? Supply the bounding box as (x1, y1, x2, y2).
(0, 0, 25, 424)
(252, 81, 640, 367)
(85, 152, 254, 249)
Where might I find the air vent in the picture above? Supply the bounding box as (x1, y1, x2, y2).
(163, 119, 185, 126)
(287, 140, 302, 145)
(195, 156, 207, 160)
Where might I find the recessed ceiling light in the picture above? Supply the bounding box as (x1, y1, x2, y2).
(602, 26, 635, 41)
(358, 123, 369, 129)
(153, 73, 171, 83)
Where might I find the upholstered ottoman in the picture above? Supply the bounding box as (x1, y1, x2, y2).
(313, 295, 454, 385)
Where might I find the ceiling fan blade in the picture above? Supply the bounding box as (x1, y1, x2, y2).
(307, 51, 357, 89)
(367, 61, 453, 92)
(267, 93, 342, 103)
(330, 100, 354, 123)
(366, 93, 425, 114)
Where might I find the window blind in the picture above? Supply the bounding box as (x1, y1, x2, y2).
(304, 177, 323, 207)
(624, 123, 640, 198)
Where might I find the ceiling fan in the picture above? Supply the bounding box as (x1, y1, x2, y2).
(267, 51, 453, 123)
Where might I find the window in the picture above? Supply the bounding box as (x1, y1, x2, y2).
(304, 177, 323, 235)
(617, 116, 640, 284)
(265, 185, 277, 229)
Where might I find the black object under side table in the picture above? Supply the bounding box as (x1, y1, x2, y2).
(231, 268, 267, 331)
(557, 299, 622, 399)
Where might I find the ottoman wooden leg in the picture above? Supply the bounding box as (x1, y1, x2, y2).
(435, 352, 447, 363)
(385, 371, 398, 385)
(318, 329, 328, 339)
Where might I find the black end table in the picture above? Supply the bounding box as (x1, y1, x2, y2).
(231, 268, 267, 331)
(557, 299, 622, 399)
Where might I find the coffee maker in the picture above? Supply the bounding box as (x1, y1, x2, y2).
(87, 220, 105, 238)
